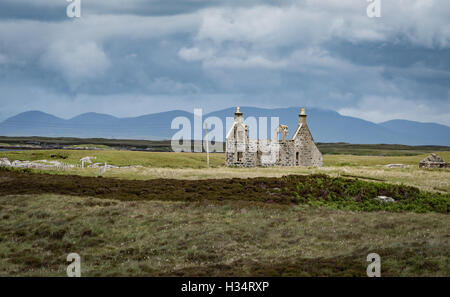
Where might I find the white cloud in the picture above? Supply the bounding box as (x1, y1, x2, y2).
(40, 41, 110, 84)
(192, 1, 450, 54)
(174, 4, 390, 72)
(195, 4, 386, 46)
(0, 13, 200, 86)
(178, 47, 213, 61)
(0, 13, 199, 56)
(0, 0, 449, 126)
(204, 55, 287, 69)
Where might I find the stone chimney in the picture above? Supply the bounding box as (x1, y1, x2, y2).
(299, 107, 307, 125)
(234, 106, 243, 123)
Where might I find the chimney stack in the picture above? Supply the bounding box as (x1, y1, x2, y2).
(299, 107, 307, 125)
(234, 106, 243, 123)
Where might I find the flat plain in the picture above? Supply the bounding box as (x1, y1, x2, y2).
(0, 147, 449, 276)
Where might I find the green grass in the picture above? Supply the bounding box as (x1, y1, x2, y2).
(0, 194, 448, 276)
(287, 174, 449, 213)
(1, 139, 449, 277)
(324, 152, 450, 167)
(1, 149, 449, 276)
(0, 150, 224, 168)
(67, 144, 110, 149)
(1, 149, 449, 168)
(317, 143, 450, 156)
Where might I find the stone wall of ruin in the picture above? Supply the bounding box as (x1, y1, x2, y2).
(293, 125, 323, 167)
(226, 137, 322, 168)
(419, 162, 450, 169)
(225, 111, 323, 168)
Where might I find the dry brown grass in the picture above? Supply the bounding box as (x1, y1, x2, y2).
(0, 194, 448, 276)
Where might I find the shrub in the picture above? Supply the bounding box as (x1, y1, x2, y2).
(286, 174, 449, 213)
(0, 166, 33, 174)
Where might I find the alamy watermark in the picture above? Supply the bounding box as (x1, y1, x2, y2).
(170, 108, 281, 162)
(66, 0, 81, 18)
(64, 251, 380, 276)
(65, 1, 381, 20)
(67, 253, 81, 277)
(366, 0, 381, 18)
(366, 253, 381, 277)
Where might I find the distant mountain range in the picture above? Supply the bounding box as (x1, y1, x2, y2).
(0, 107, 449, 146)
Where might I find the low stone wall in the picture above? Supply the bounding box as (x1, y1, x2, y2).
(225, 138, 322, 168)
(419, 162, 450, 169)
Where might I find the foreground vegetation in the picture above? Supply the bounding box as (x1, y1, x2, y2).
(1, 145, 448, 276)
(1, 168, 448, 213)
(0, 194, 448, 276)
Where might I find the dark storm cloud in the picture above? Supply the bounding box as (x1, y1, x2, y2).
(0, 0, 449, 125)
(0, 0, 295, 20)
(0, 1, 66, 21)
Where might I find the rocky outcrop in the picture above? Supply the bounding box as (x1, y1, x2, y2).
(0, 158, 11, 166)
(0, 157, 145, 170)
(375, 196, 396, 203)
(0, 158, 75, 169)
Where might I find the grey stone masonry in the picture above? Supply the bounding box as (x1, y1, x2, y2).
(419, 153, 450, 168)
(225, 107, 323, 167)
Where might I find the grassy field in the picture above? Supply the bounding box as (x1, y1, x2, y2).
(2, 149, 449, 167)
(317, 143, 450, 156)
(66, 144, 111, 149)
(1, 149, 449, 193)
(0, 148, 449, 276)
(1, 135, 449, 155)
(0, 194, 448, 276)
(0, 150, 225, 168)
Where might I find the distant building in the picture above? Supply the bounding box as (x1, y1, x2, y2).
(419, 153, 450, 168)
(225, 107, 323, 167)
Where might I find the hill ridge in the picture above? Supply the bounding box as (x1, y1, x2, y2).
(0, 107, 449, 145)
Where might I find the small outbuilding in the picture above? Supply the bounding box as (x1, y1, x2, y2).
(419, 153, 450, 168)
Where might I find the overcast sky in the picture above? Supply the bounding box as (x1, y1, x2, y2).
(0, 0, 449, 125)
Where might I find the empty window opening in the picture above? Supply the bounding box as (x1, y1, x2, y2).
(237, 152, 243, 162)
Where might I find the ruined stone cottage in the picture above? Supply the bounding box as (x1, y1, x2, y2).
(225, 107, 323, 167)
(419, 153, 450, 168)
